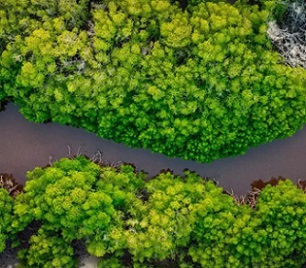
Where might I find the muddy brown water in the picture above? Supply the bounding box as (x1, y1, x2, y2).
(1, 102, 306, 196)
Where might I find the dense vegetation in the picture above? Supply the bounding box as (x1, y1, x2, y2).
(1, 156, 306, 267)
(1, 0, 306, 162)
(2, 0, 306, 266)
(0, 188, 14, 253)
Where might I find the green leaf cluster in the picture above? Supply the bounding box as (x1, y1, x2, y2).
(17, 227, 76, 268)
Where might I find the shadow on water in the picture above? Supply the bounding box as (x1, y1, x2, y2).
(1, 102, 306, 195)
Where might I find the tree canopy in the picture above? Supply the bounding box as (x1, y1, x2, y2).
(1, 0, 306, 162)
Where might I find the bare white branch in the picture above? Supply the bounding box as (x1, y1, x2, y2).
(267, 1, 306, 68)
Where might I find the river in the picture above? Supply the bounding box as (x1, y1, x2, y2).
(1, 102, 306, 196)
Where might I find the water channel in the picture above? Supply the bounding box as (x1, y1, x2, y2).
(1, 102, 306, 196)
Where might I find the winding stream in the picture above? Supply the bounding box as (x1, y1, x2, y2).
(1, 102, 306, 195)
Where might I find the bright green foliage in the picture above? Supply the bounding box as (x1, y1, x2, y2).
(0, 188, 14, 253)
(98, 256, 123, 268)
(187, 0, 227, 7)
(1, 0, 306, 162)
(246, 180, 306, 267)
(96, 164, 146, 213)
(0, 0, 90, 103)
(0, 0, 92, 123)
(188, 183, 249, 268)
(17, 227, 76, 268)
(188, 179, 306, 268)
(13, 156, 121, 262)
(4, 157, 306, 267)
(125, 170, 207, 263)
(12, 156, 146, 266)
(11, 156, 100, 233)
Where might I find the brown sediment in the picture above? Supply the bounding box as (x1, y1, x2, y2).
(297, 179, 306, 191)
(0, 173, 23, 198)
(250, 176, 287, 191)
(244, 177, 287, 208)
(229, 177, 306, 208)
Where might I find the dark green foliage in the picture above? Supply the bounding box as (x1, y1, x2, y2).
(17, 227, 76, 268)
(1, 0, 306, 162)
(0, 188, 14, 253)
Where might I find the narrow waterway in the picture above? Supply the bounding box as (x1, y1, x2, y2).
(1, 102, 306, 195)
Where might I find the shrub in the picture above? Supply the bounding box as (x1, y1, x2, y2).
(187, 184, 250, 267)
(246, 180, 306, 267)
(190, 179, 306, 268)
(0, 0, 90, 103)
(11, 156, 146, 266)
(125, 170, 207, 264)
